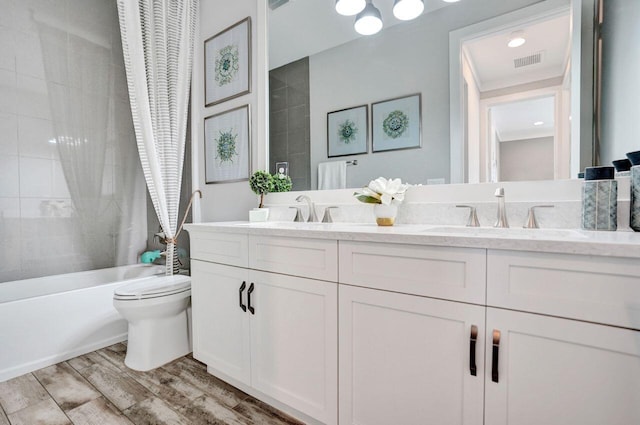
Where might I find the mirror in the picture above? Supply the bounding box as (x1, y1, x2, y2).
(268, 0, 631, 191)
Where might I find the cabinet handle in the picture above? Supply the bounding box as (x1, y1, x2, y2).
(239, 281, 247, 312)
(247, 283, 255, 315)
(492, 330, 501, 383)
(469, 325, 478, 376)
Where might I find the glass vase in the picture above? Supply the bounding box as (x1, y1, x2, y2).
(373, 203, 398, 226)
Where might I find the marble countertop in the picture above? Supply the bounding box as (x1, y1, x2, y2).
(184, 221, 640, 259)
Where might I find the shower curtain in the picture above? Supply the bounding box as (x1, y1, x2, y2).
(117, 0, 198, 274)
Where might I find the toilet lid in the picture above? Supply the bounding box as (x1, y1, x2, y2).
(114, 275, 191, 300)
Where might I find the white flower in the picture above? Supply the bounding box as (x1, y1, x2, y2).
(354, 177, 410, 205)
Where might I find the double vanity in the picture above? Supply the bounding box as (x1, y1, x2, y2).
(185, 221, 640, 425)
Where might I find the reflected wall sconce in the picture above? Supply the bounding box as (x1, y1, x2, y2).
(337, 0, 428, 36)
(354, 1, 384, 35)
(335, 0, 367, 16)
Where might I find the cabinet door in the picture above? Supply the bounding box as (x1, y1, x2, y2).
(190, 260, 251, 385)
(248, 270, 338, 425)
(485, 308, 640, 425)
(339, 285, 485, 425)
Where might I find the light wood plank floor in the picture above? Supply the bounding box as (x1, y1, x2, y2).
(0, 344, 304, 425)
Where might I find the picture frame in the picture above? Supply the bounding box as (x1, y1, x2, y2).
(327, 104, 368, 157)
(204, 105, 251, 184)
(372, 93, 422, 153)
(204, 17, 251, 107)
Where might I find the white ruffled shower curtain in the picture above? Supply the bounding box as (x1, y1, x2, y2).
(117, 0, 198, 274)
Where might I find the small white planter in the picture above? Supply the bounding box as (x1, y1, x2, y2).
(249, 207, 270, 222)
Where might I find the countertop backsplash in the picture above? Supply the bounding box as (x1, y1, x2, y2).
(264, 177, 633, 231)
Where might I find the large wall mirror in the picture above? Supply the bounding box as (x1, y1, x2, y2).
(268, 0, 637, 191)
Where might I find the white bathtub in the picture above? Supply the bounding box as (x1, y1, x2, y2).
(0, 264, 164, 382)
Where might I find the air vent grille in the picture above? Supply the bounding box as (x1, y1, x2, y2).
(514, 51, 543, 68)
(269, 0, 289, 10)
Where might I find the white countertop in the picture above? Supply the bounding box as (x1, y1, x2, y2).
(184, 221, 640, 259)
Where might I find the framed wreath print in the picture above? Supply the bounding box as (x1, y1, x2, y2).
(205, 17, 251, 107)
(204, 105, 251, 184)
(372, 93, 422, 153)
(327, 104, 368, 157)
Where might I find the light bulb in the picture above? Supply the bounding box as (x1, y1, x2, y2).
(507, 30, 526, 48)
(354, 1, 383, 35)
(393, 0, 424, 21)
(335, 0, 366, 16)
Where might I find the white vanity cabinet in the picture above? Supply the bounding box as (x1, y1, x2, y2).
(484, 307, 640, 425)
(186, 224, 640, 425)
(338, 241, 487, 425)
(485, 250, 640, 425)
(189, 232, 338, 425)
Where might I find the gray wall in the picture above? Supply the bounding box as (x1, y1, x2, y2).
(307, 0, 542, 189)
(600, 0, 640, 165)
(500, 137, 555, 182)
(269, 57, 311, 190)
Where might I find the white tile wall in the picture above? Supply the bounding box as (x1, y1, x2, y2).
(0, 112, 18, 155)
(18, 116, 57, 159)
(0, 27, 15, 72)
(0, 155, 19, 197)
(0, 69, 17, 114)
(0, 0, 148, 283)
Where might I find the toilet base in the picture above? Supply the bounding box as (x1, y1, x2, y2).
(124, 306, 192, 371)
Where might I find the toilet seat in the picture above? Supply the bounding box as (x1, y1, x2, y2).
(114, 275, 191, 300)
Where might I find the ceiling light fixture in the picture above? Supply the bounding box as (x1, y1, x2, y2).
(533, 121, 544, 126)
(354, 1, 383, 35)
(507, 30, 526, 48)
(442, 0, 460, 2)
(392, 0, 424, 21)
(335, 0, 366, 16)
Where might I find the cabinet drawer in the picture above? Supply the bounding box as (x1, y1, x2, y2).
(249, 236, 338, 282)
(339, 241, 486, 304)
(487, 250, 640, 329)
(189, 232, 248, 267)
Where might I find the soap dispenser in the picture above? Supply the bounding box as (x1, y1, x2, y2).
(581, 166, 617, 231)
(627, 150, 640, 231)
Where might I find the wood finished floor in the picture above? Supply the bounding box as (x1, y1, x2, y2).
(0, 343, 304, 425)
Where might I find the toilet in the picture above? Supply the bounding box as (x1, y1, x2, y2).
(113, 275, 192, 371)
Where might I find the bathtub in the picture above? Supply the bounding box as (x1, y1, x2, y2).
(0, 264, 164, 382)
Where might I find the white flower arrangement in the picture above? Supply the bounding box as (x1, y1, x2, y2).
(354, 177, 410, 205)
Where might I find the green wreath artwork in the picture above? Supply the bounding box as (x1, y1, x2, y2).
(215, 129, 238, 164)
(338, 119, 358, 144)
(215, 44, 240, 86)
(382, 110, 409, 139)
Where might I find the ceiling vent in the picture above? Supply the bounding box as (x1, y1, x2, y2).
(269, 0, 289, 11)
(514, 51, 544, 69)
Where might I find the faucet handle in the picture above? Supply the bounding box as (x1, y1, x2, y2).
(290, 207, 304, 222)
(523, 205, 554, 229)
(456, 205, 480, 227)
(322, 206, 338, 223)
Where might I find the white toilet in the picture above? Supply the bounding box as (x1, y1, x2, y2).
(113, 275, 192, 371)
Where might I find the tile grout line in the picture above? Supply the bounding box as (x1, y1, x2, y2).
(30, 371, 75, 425)
(94, 348, 195, 424)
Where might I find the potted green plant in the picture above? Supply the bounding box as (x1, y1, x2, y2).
(271, 171, 293, 193)
(249, 170, 274, 221)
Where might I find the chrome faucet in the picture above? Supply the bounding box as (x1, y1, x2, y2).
(295, 195, 318, 222)
(494, 187, 509, 228)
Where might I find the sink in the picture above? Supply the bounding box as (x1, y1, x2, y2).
(423, 226, 589, 239)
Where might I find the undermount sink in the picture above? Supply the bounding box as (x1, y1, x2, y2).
(423, 226, 589, 239)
